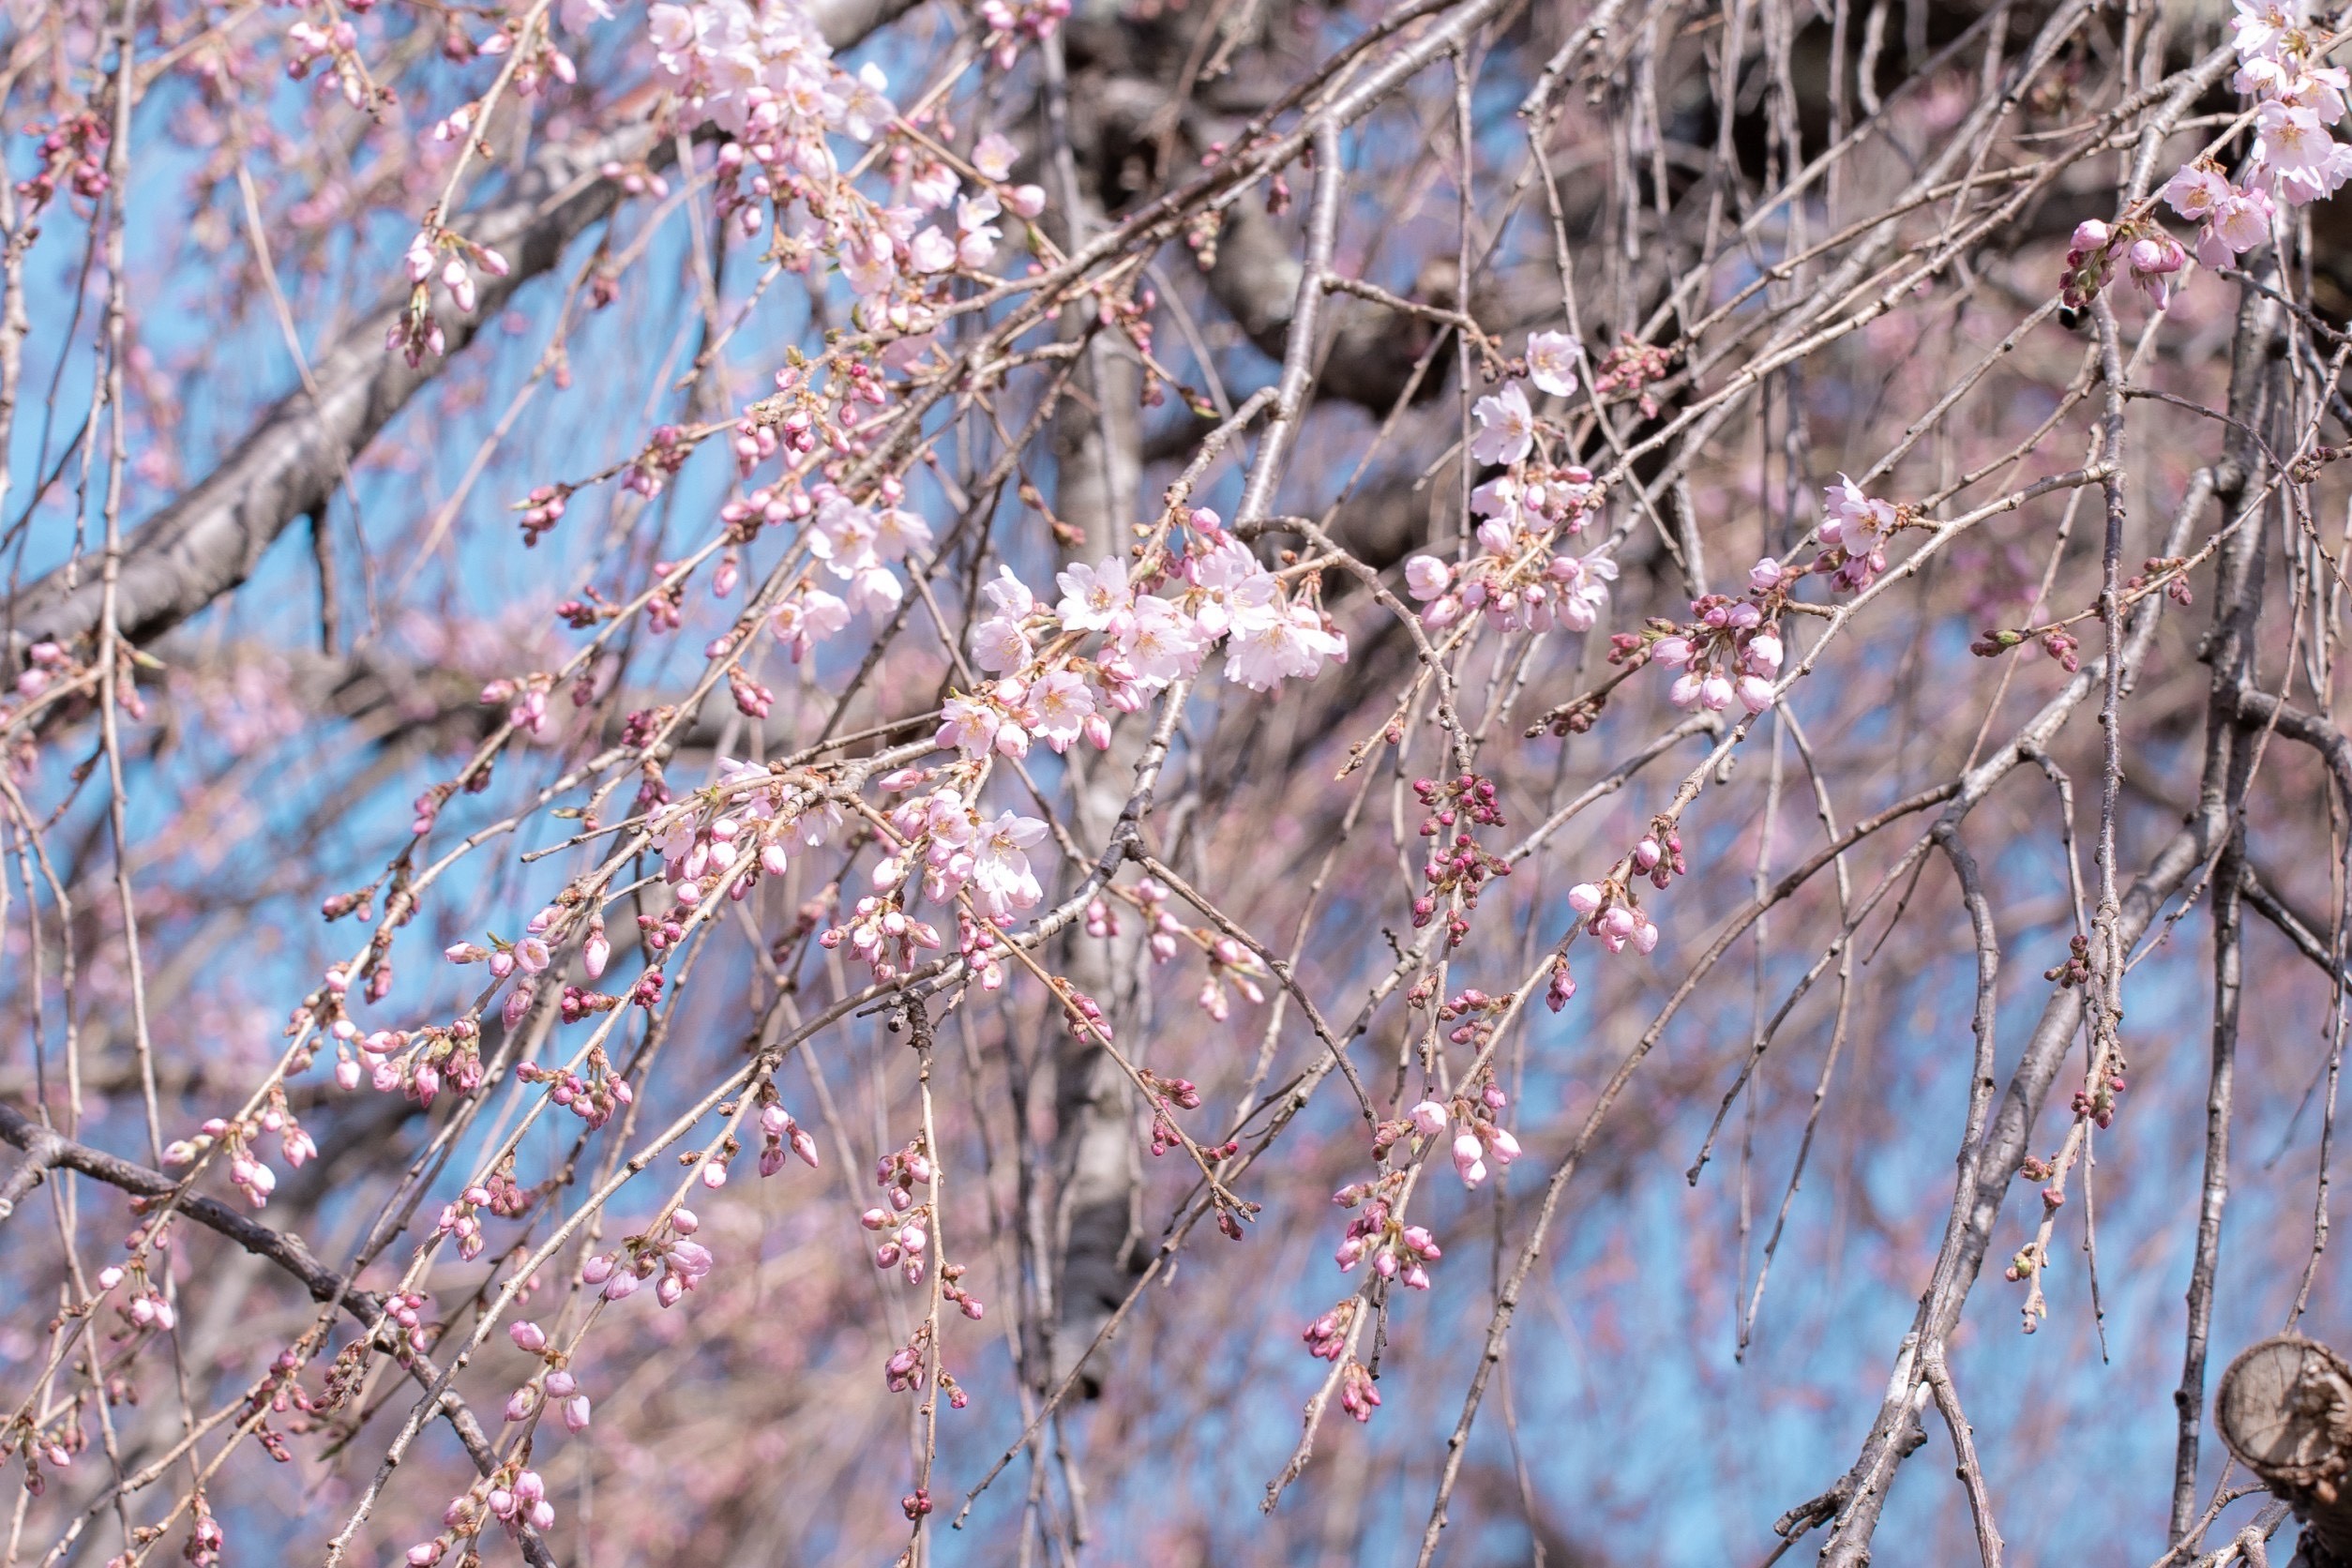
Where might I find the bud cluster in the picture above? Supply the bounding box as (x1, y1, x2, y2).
(581, 1223, 715, 1309)
(502, 1319, 595, 1435)
(1409, 773, 1513, 948)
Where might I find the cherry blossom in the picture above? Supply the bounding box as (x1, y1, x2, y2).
(1469, 381, 1537, 466)
(1525, 330, 1581, 397)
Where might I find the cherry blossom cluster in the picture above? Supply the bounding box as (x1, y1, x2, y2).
(4, 1408, 84, 1499)
(1138, 1068, 1208, 1156)
(860, 1199, 933, 1284)
(975, 0, 1071, 69)
(1590, 335, 1675, 417)
(282, 13, 374, 109)
(1566, 878, 1661, 956)
(161, 1102, 317, 1210)
(868, 784, 1048, 922)
(512, 1051, 636, 1129)
(882, 1323, 937, 1395)
(1816, 475, 1906, 592)
(648, 0, 893, 143)
(504, 1319, 594, 1435)
(1191, 934, 1269, 1022)
(1406, 1083, 1522, 1188)
(375, 1290, 436, 1356)
(233, 1349, 320, 1467)
(1301, 1298, 1358, 1362)
(1329, 1173, 1443, 1289)
(1403, 506, 1614, 636)
(432, 1164, 534, 1260)
(2061, 218, 2186, 311)
(948, 517, 1345, 744)
(15, 113, 110, 214)
(414, 1464, 555, 1566)
(1610, 477, 1892, 733)
(9, 639, 69, 701)
(1407, 773, 1511, 948)
(647, 757, 841, 914)
(2073, 0, 2351, 311)
(352, 1020, 489, 1108)
(1648, 588, 1785, 716)
(756, 1094, 820, 1175)
(582, 1223, 716, 1308)
(93, 1259, 179, 1334)
(387, 229, 510, 365)
(873, 1141, 934, 1212)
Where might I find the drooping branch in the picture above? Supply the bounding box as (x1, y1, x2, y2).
(0, 1100, 556, 1567)
(2, 0, 919, 664)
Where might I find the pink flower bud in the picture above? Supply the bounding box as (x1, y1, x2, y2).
(509, 1320, 547, 1352)
(1409, 1099, 1449, 1138)
(562, 1395, 591, 1432)
(1453, 1132, 1486, 1184)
